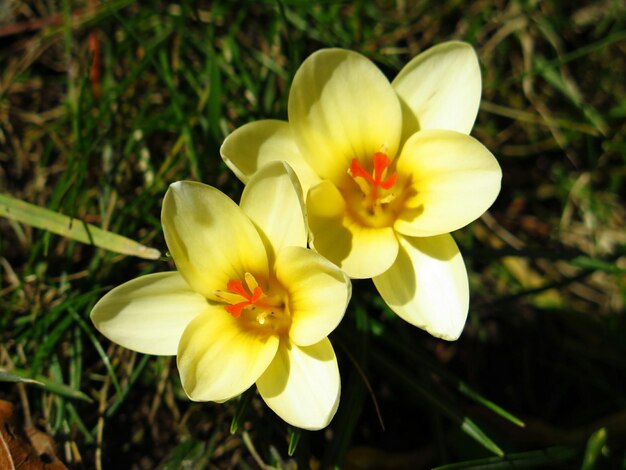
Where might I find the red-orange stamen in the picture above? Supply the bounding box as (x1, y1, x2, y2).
(350, 152, 397, 193)
(224, 279, 262, 318)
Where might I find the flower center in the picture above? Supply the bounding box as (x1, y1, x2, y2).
(214, 272, 290, 335)
(342, 151, 404, 228)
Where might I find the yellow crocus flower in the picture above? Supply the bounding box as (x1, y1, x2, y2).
(221, 42, 501, 340)
(91, 162, 351, 430)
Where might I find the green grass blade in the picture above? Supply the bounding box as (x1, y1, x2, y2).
(230, 387, 255, 434)
(288, 427, 301, 457)
(432, 446, 577, 469)
(31, 315, 76, 375)
(6, 368, 92, 402)
(458, 382, 525, 428)
(581, 427, 607, 470)
(158, 439, 206, 470)
(461, 418, 505, 457)
(66, 402, 95, 444)
(105, 354, 151, 418)
(571, 256, 626, 275)
(69, 308, 123, 397)
(0, 193, 160, 259)
(535, 55, 609, 135)
(0, 370, 43, 386)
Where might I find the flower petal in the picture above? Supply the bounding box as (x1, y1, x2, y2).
(240, 162, 307, 261)
(307, 180, 399, 279)
(162, 181, 269, 299)
(90, 272, 208, 355)
(177, 308, 279, 402)
(220, 119, 321, 194)
(257, 338, 340, 430)
(274, 246, 350, 346)
(395, 129, 501, 237)
(392, 41, 482, 138)
(289, 49, 402, 183)
(373, 234, 469, 340)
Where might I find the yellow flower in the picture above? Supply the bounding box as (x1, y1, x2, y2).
(90, 162, 351, 430)
(221, 42, 501, 340)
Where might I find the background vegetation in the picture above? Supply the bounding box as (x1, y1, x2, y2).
(1, 0, 625, 468)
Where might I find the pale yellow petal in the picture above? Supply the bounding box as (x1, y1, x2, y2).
(289, 49, 402, 183)
(395, 129, 501, 237)
(220, 119, 321, 194)
(240, 162, 307, 261)
(373, 234, 469, 340)
(274, 246, 350, 346)
(162, 181, 269, 299)
(392, 41, 481, 139)
(90, 272, 208, 356)
(177, 309, 279, 402)
(307, 180, 399, 279)
(257, 338, 340, 430)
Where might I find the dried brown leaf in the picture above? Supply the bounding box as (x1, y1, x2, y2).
(0, 400, 67, 470)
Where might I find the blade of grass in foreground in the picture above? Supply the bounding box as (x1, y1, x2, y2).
(0, 193, 160, 259)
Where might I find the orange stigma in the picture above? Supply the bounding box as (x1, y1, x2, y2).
(223, 279, 263, 318)
(214, 272, 286, 328)
(342, 151, 407, 228)
(349, 152, 397, 200)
